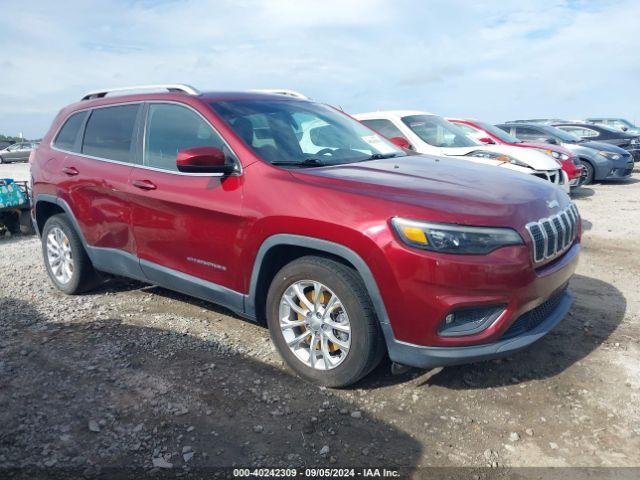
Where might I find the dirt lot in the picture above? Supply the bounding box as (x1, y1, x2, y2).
(1, 164, 639, 477)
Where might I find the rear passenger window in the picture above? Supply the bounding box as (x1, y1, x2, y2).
(144, 103, 234, 172)
(82, 104, 139, 162)
(54, 111, 87, 151)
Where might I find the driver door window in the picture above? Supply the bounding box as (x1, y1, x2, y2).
(145, 103, 236, 172)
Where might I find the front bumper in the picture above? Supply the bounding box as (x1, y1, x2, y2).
(603, 158, 634, 179)
(569, 166, 586, 187)
(531, 169, 566, 191)
(384, 287, 573, 369)
(625, 147, 640, 162)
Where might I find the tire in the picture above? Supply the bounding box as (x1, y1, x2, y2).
(266, 255, 384, 387)
(580, 160, 595, 185)
(0, 212, 19, 234)
(41, 213, 101, 294)
(0, 156, 4, 164)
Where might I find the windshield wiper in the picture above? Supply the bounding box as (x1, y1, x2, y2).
(359, 153, 400, 161)
(271, 158, 326, 168)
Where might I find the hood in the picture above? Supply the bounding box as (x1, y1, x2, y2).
(519, 141, 573, 155)
(290, 155, 570, 227)
(439, 144, 560, 171)
(480, 144, 561, 170)
(580, 140, 629, 154)
(562, 143, 601, 157)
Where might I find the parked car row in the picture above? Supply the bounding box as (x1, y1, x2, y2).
(28, 85, 630, 387)
(353, 111, 636, 188)
(496, 123, 635, 184)
(354, 111, 570, 191)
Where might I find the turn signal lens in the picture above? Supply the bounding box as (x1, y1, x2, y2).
(399, 226, 428, 245)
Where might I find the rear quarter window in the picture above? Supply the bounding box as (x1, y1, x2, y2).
(53, 111, 87, 152)
(82, 104, 140, 162)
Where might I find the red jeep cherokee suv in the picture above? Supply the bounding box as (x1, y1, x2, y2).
(31, 85, 581, 387)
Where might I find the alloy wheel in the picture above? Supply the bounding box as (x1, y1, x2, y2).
(46, 227, 74, 284)
(279, 280, 351, 370)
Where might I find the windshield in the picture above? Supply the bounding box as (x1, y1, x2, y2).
(209, 100, 405, 167)
(612, 119, 638, 130)
(474, 120, 523, 143)
(401, 115, 478, 148)
(540, 125, 582, 143)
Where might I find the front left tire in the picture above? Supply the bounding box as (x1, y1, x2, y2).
(266, 255, 384, 387)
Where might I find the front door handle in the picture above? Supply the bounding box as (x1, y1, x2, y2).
(62, 166, 79, 176)
(132, 179, 157, 191)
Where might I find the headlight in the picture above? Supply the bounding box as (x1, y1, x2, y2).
(391, 218, 523, 254)
(598, 150, 621, 160)
(540, 149, 568, 162)
(466, 150, 529, 168)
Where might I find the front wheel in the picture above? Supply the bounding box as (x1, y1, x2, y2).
(579, 160, 594, 185)
(266, 256, 384, 387)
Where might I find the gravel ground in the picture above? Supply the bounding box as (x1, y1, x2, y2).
(1, 163, 639, 477)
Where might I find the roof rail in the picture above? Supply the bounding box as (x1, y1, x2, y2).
(81, 84, 200, 101)
(250, 89, 310, 100)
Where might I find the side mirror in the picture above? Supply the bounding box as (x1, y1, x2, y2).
(545, 138, 558, 145)
(621, 126, 628, 132)
(478, 137, 495, 144)
(389, 136, 412, 150)
(176, 147, 236, 174)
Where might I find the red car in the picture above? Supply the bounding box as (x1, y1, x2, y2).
(449, 118, 584, 187)
(31, 85, 580, 387)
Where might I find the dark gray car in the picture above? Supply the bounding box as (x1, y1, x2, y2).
(553, 123, 640, 162)
(0, 142, 37, 163)
(497, 123, 634, 184)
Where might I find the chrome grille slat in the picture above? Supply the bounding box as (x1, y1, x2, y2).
(560, 212, 571, 246)
(552, 216, 564, 250)
(526, 204, 579, 264)
(565, 208, 575, 239)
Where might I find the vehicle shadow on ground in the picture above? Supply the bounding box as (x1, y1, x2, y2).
(580, 218, 593, 231)
(570, 187, 595, 199)
(601, 177, 639, 185)
(0, 231, 36, 245)
(0, 297, 422, 475)
(421, 274, 625, 390)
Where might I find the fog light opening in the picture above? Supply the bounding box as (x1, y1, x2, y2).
(438, 305, 506, 337)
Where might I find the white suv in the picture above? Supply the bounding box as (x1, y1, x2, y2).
(355, 110, 568, 192)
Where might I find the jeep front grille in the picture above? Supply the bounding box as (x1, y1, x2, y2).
(525, 204, 579, 263)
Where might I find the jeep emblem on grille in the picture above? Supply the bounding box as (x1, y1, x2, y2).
(546, 199, 559, 209)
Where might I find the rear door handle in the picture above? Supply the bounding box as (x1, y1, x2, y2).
(62, 166, 79, 176)
(132, 179, 157, 191)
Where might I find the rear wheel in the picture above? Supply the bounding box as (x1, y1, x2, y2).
(266, 256, 384, 387)
(580, 160, 594, 185)
(42, 214, 101, 294)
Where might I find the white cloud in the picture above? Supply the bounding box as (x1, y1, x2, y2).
(0, 0, 639, 138)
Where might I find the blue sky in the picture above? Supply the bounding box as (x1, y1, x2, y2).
(1, 0, 639, 138)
